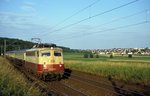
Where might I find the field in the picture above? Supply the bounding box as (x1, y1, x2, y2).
(0, 57, 45, 96)
(64, 52, 150, 86)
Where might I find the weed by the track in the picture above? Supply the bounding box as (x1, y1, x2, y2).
(0, 57, 45, 96)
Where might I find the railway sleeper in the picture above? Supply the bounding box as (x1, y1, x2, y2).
(42, 73, 63, 81)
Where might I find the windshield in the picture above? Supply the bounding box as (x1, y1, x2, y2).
(41, 52, 50, 56)
(54, 51, 61, 56)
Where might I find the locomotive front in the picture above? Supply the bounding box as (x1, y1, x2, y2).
(39, 47, 64, 80)
(25, 46, 64, 80)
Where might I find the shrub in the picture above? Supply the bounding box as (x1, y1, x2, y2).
(128, 54, 132, 58)
(89, 54, 93, 58)
(84, 54, 88, 58)
(110, 54, 113, 58)
(95, 54, 99, 58)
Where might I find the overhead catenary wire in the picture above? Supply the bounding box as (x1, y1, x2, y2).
(54, 8, 149, 41)
(50, 0, 101, 28)
(52, 8, 149, 42)
(93, 8, 150, 28)
(88, 21, 150, 35)
(54, 20, 150, 42)
(37, 0, 139, 37)
(36, 0, 101, 36)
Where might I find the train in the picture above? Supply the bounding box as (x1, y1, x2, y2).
(6, 44, 64, 80)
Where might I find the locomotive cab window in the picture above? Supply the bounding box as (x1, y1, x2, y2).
(26, 51, 35, 56)
(54, 51, 61, 56)
(41, 52, 50, 56)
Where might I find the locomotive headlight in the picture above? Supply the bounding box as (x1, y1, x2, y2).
(43, 64, 47, 69)
(59, 64, 62, 67)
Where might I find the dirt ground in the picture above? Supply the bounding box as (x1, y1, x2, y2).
(62, 69, 150, 96)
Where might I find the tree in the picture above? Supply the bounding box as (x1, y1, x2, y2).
(110, 54, 113, 58)
(84, 53, 88, 58)
(89, 54, 93, 58)
(95, 54, 99, 58)
(128, 54, 132, 58)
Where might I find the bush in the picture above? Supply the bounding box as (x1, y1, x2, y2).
(83, 53, 94, 58)
(84, 54, 88, 58)
(110, 54, 113, 58)
(89, 54, 93, 58)
(128, 54, 132, 58)
(95, 54, 99, 58)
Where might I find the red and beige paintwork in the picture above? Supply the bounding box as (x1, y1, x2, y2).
(25, 47, 64, 75)
(6, 47, 64, 78)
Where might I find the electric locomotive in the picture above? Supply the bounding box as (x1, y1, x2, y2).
(6, 44, 64, 80)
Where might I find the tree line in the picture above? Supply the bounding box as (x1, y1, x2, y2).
(0, 37, 72, 55)
(0, 37, 35, 55)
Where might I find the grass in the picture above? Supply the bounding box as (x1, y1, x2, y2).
(64, 52, 150, 62)
(64, 52, 150, 86)
(0, 57, 45, 96)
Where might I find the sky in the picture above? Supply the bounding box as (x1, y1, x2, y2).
(0, 0, 150, 49)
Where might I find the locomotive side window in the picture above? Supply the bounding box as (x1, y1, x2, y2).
(54, 51, 61, 56)
(41, 52, 50, 56)
(26, 51, 35, 56)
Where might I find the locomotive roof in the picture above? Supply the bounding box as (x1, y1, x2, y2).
(33, 43, 56, 48)
(6, 47, 62, 53)
(7, 49, 27, 53)
(26, 47, 62, 52)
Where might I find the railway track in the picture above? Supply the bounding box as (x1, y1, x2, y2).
(13, 65, 150, 96)
(8, 58, 150, 96)
(62, 70, 149, 96)
(63, 71, 118, 96)
(23, 70, 88, 96)
(11, 61, 88, 96)
(13, 64, 56, 95)
(47, 81, 87, 96)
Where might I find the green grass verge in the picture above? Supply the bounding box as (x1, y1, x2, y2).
(64, 52, 150, 86)
(0, 57, 45, 96)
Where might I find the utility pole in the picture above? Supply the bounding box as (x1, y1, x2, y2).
(0, 46, 2, 56)
(4, 40, 6, 56)
(18, 45, 20, 50)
